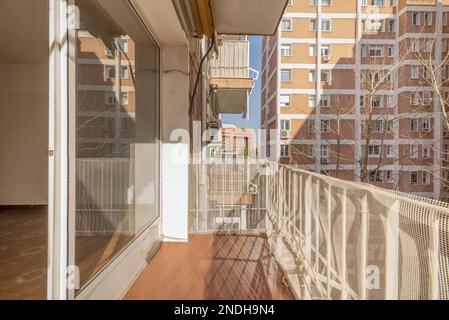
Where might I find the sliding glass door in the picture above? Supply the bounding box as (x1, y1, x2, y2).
(68, 0, 160, 294)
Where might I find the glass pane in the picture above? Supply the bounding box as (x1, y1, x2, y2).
(72, 0, 160, 288)
(0, 0, 49, 299)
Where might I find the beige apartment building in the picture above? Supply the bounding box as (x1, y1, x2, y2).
(262, 0, 449, 200)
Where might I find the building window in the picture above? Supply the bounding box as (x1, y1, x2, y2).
(280, 94, 291, 107)
(282, 18, 292, 31)
(386, 145, 394, 158)
(410, 41, 419, 53)
(280, 119, 291, 131)
(369, 45, 384, 57)
(322, 19, 331, 31)
(104, 65, 128, 79)
(320, 95, 330, 108)
(388, 45, 395, 57)
(321, 120, 330, 133)
(410, 171, 419, 185)
(308, 95, 316, 108)
(385, 170, 394, 184)
(281, 69, 292, 82)
(423, 172, 431, 185)
(372, 96, 383, 108)
(280, 145, 291, 158)
(410, 118, 419, 132)
(369, 170, 383, 183)
(368, 145, 381, 157)
(118, 38, 129, 53)
(281, 44, 292, 56)
(410, 65, 419, 80)
(422, 92, 431, 105)
(424, 39, 433, 53)
(387, 19, 395, 32)
(423, 145, 431, 159)
(320, 145, 330, 161)
(386, 120, 394, 132)
(410, 145, 419, 159)
(410, 92, 420, 106)
(412, 12, 420, 26)
(424, 12, 432, 27)
(308, 119, 315, 132)
(307, 145, 315, 157)
(321, 70, 331, 82)
(309, 19, 331, 31)
(422, 118, 431, 132)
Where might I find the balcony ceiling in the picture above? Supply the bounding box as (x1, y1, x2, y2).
(215, 89, 249, 116)
(210, 0, 288, 35)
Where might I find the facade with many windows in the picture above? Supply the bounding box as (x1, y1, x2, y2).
(261, 0, 449, 199)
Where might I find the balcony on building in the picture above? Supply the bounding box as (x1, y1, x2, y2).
(209, 35, 259, 118)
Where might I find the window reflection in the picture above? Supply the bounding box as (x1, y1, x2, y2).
(73, 0, 160, 288)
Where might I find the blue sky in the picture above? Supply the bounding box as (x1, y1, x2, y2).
(220, 36, 262, 130)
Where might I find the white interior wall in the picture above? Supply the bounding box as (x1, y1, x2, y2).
(0, 0, 49, 206)
(0, 64, 49, 205)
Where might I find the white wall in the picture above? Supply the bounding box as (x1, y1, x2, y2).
(161, 46, 190, 242)
(0, 64, 48, 205)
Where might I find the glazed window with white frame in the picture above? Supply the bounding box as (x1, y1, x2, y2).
(423, 171, 431, 185)
(281, 69, 292, 82)
(412, 12, 420, 26)
(386, 145, 394, 158)
(320, 119, 330, 133)
(280, 119, 291, 132)
(422, 118, 431, 132)
(282, 18, 292, 31)
(308, 95, 316, 108)
(410, 171, 419, 185)
(423, 145, 431, 159)
(410, 118, 419, 132)
(385, 170, 394, 184)
(411, 65, 419, 80)
(307, 145, 315, 157)
(410, 145, 419, 159)
(280, 144, 291, 158)
(424, 12, 432, 27)
(280, 94, 291, 107)
(281, 44, 292, 56)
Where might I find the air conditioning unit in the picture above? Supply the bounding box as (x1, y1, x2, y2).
(322, 55, 331, 62)
(281, 130, 290, 138)
(104, 49, 113, 57)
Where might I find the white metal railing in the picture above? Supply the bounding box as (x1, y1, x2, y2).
(76, 159, 135, 236)
(189, 160, 449, 300)
(209, 39, 255, 79)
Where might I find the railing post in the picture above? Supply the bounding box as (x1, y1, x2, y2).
(358, 192, 368, 300)
(384, 199, 399, 300)
(326, 183, 332, 299)
(340, 187, 348, 300)
(304, 175, 313, 300)
(315, 178, 320, 275)
(429, 214, 440, 300)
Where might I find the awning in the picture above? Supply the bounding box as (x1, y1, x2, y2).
(210, 0, 288, 36)
(173, 0, 288, 38)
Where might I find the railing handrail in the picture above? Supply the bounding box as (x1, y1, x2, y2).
(268, 161, 449, 215)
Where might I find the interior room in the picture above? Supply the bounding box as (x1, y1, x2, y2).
(0, 0, 49, 299)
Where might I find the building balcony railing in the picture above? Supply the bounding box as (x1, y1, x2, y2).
(190, 160, 449, 300)
(208, 37, 259, 117)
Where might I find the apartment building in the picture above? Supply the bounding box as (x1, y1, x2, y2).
(261, 0, 449, 200)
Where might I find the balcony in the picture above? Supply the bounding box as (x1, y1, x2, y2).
(125, 161, 449, 300)
(209, 37, 259, 117)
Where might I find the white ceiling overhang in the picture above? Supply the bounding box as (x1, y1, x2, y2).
(210, 0, 288, 36)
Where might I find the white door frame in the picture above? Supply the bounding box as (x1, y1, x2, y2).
(48, 0, 69, 300)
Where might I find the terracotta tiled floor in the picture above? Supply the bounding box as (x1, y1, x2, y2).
(125, 234, 294, 300)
